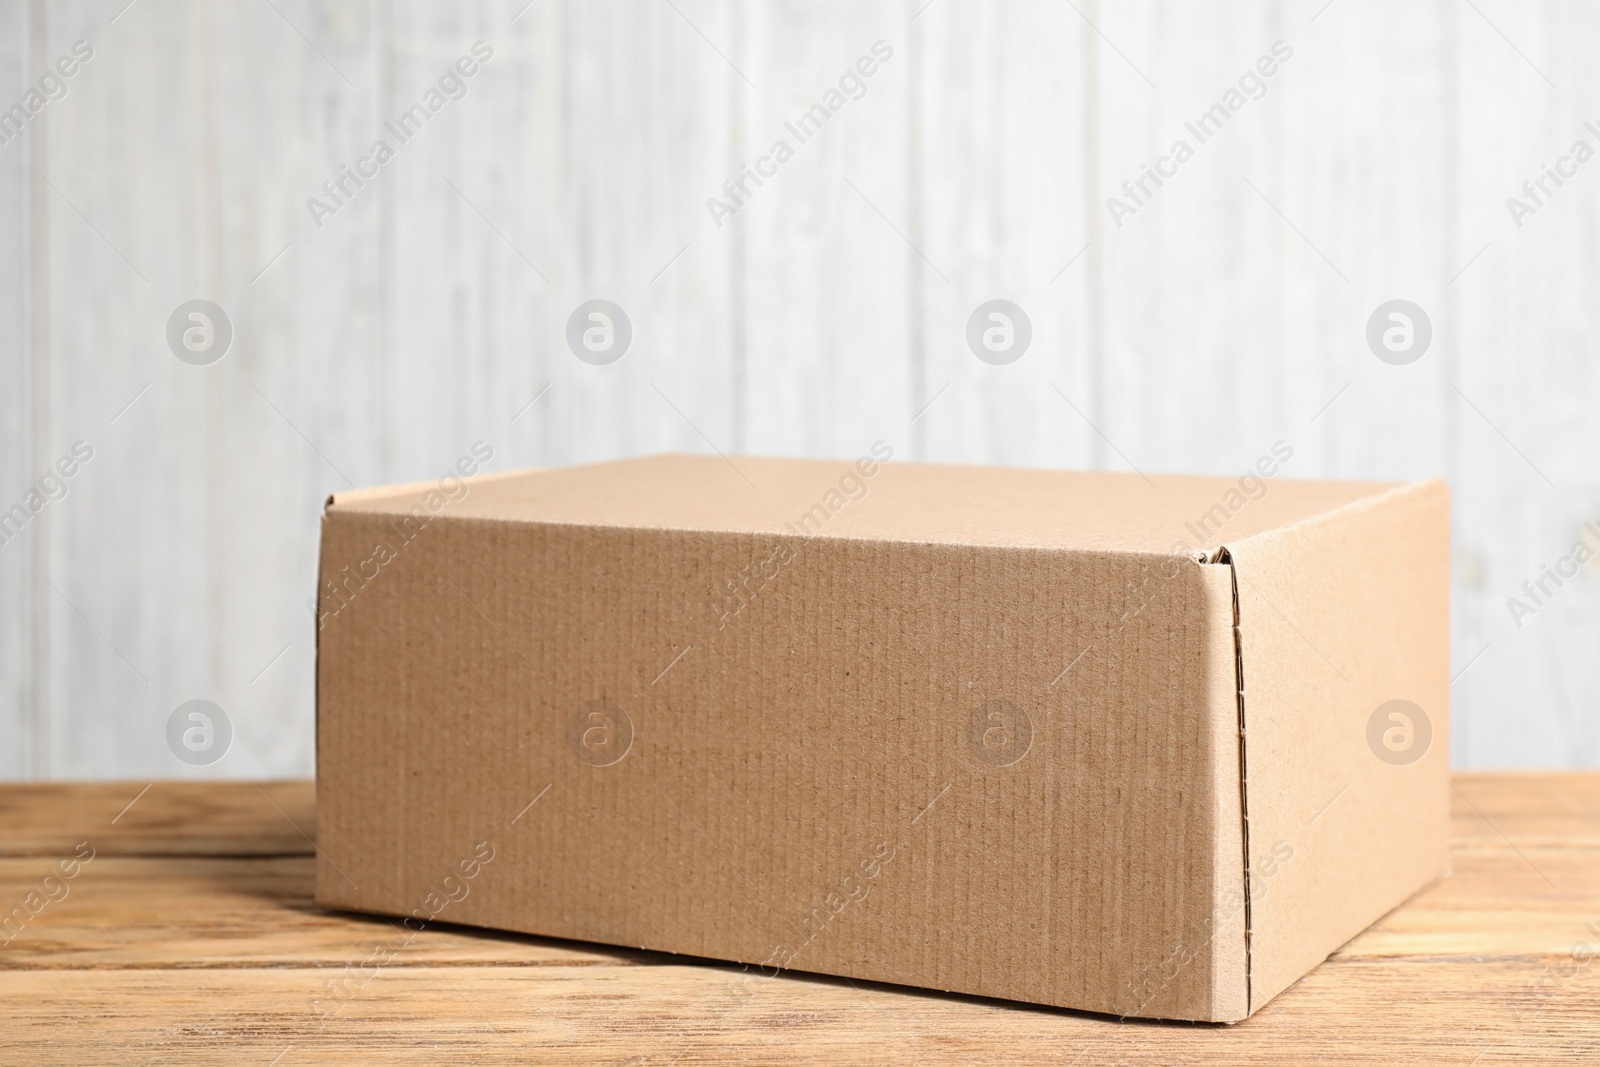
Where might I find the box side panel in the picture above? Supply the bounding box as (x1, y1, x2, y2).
(314, 510, 422, 910)
(315, 512, 1243, 1019)
(1228, 480, 1450, 1009)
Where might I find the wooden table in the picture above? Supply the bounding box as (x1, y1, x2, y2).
(1, 775, 1595, 1064)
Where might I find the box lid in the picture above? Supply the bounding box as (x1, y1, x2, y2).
(328, 451, 1407, 557)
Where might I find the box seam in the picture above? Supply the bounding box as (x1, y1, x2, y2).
(321, 506, 1243, 557)
(312, 503, 328, 903)
(1210, 547, 1253, 1017)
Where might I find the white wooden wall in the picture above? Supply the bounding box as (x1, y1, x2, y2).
(2, 0, 1595, 778)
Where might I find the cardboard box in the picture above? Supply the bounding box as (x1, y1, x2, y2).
(314, 451, 1449, 1022)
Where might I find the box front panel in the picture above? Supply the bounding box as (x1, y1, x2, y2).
(316, 512, 1243, 1018)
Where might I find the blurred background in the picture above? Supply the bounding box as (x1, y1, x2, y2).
(1, 0, 1595, 778)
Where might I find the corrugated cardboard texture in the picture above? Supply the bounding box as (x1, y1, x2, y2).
(1226, 480, 1451, 1011)
(314, 456, 1445, 1022)
(328, 455, 1398, 555)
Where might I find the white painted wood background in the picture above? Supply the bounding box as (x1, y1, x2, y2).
(1, 0, 1595, 778)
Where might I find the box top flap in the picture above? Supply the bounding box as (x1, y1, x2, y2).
(327, 453, 1407, 554)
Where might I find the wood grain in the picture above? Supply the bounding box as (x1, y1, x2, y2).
(0, 774, 1595, 1063)
(0, 780, 315, 857)
(1, 1, 1596, 781)
(5, 958, 1596, 1066)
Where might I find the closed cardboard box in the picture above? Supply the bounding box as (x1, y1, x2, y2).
(314, 452, 1449, 1022)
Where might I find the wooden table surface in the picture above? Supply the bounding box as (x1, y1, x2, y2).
(1, 774, 1596, 1064)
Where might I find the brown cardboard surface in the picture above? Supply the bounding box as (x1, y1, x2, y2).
(328, 453, 1395, 555)
(1198, 561, 1250, 1022)
(1225, 480, 1451, 1011)
(313, 454, 1447, 1022)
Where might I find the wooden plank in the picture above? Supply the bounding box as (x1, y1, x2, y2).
(0, 840, 1595, 969)
(14, 773, 1588, 856)
(1447, 0, 1600, 770)
(1338, 850, 1600, 959)
(0, 774, 1592, 965)
(17, 0, 747, 782)
(187, 0, 374, 781)
(913, 0, 1092, 469)
(524, 0, 738, 467)
(0, 780, 314, 857)
(1450, 772, 1600, 851)
(1087, 0, 1456, 488)
(737, 1, 913, 460)
(1, 956, 1594, 1065)
(0, 856, 565, 967)
(36, 0, 235, 778)
(0, 776, 1594, 1061)
(3, 0, 1595, 783)
(0, 0, 39, 780)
